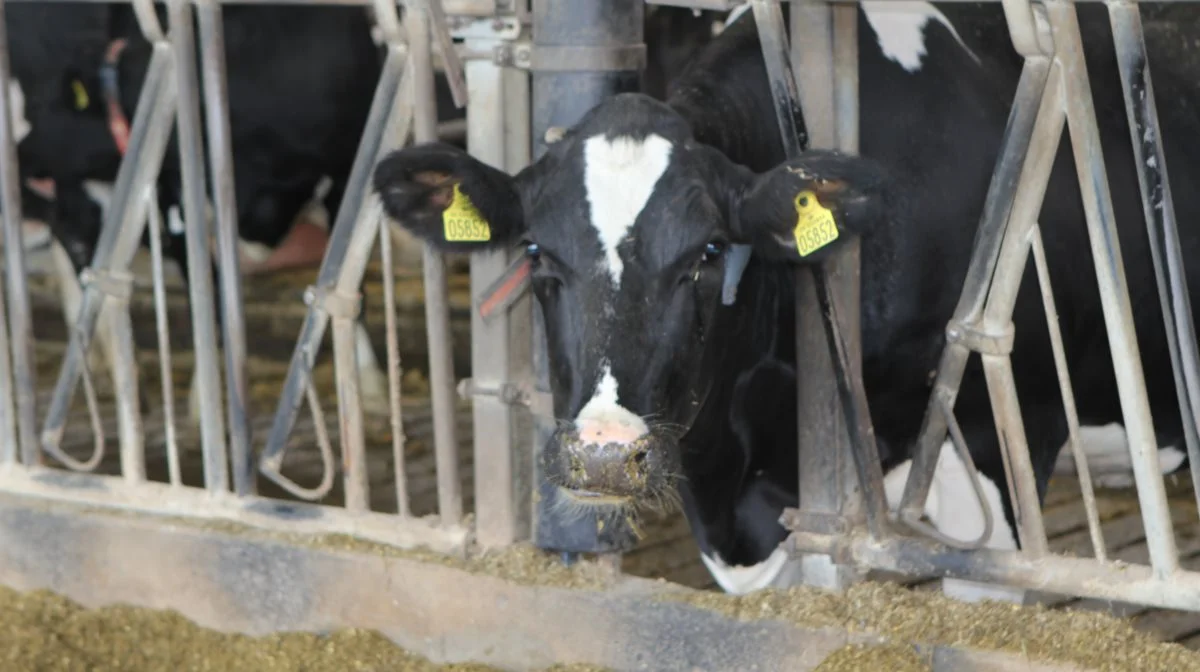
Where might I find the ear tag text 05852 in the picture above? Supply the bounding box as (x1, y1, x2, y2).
(792, 189, 838, 257)
(443, 183, 492, 242)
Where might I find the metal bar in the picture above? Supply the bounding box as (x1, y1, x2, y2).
(1030, 225, 1107, 561)
(410, 3, 463, 525)
(793, 529, 1200, 613)
(259, 44, 408, 473)
(2, 0, 500, 12)
(1046, 0, 1178, 576)
(0, 0, 35, 463)
(750, 0, 806, 156)
(0, 4, 19, 464)
(333, 302, 370, 512)
(41, 44, 177, 456)
(784, 0, 864, 590)
(898, 56, 1053, 523)
(0, 467, 470, 556)
(466, 36, 518, 547)
(378, 210, 410, 517)
(169, 0, 229, 493)
(108, 300, 146, 484)
(197, 0, 254, 497)
(972, 57, 1067, 559)
(145, 189, 183, 486)
(1108, 1, 1200, 518)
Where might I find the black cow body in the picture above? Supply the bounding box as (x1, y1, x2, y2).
(375, 1, 1199, 597)
(10, 3, 381, 278)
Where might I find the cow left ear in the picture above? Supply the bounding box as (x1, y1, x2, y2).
(734, 149, 890, 264)
(373, 142, 528, 253)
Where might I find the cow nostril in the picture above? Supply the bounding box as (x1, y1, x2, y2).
(633, 450, 647, 465)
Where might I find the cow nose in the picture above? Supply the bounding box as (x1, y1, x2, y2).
(577, 416, 643, 445)
(559, 436, 662, 499)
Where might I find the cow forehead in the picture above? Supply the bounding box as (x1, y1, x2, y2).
(582, 132, 674, 288)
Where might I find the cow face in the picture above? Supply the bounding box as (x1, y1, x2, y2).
(373, 93, 889, 515)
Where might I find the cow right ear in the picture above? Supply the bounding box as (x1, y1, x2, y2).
(372, 142, 527, 252)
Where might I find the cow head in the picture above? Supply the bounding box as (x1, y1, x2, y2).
(373, 93, 890, 516)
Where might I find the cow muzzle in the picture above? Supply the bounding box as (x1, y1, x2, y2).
(543, 427, 678, 503)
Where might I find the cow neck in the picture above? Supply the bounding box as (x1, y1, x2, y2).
(99, 38, 131, 156)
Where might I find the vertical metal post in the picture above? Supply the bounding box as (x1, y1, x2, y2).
(0, 0, 23, 464)
(411, 4, 463, 525)
(1108, 1, 1200, 515)
(197, 0, 254, 496)
(530, 0, 644, 555)
(466, 21, 525, 547)
(0, 0, 35, 464)
(168, 0, 229, 493)
(1045, 0, 1178, 575)
(782, 0, 870, 589)
(505, 60, 534, 543)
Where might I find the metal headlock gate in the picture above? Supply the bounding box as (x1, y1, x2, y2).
(0, 0, 1197, 650)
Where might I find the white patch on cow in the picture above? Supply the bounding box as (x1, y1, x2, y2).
(582, 133, 672, 286)
(8, 78, 30, 143)
(1053, 422, 1188, 489)
(883, 440, 1024, 604)
(861, 1, 980, 73)
(168, 205, 186, 236)
(574, 361, 649, 438)
(355, 321, 390, 415)
(701, 546, 790, 595)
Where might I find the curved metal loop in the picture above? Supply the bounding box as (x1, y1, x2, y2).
(898, 396, 996, 551)
(40, 337, 106, 473)
(258, 382, 337, 501)
(1001, 0, 1054, 58)
(132, 0, 166, 44)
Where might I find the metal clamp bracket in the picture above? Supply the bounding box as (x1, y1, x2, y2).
(302, 285, 362, 320)
(80, 268, 135, 303)
(946, 320, 1015, 356)
(495, 43, 647, 72)
(780, 508, 852, 536)
(457, 377, 529, 406)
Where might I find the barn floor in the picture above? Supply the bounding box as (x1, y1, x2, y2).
(12, 232, 1200, 652)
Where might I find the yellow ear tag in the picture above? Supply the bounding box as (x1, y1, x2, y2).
(792, 190, 839, 257)
(71, 80, 89, 111)
(442, 183, 492, 242)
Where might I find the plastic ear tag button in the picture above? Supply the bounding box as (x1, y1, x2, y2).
(792, 190, 839, 257)
(71, 80, 90, 110)
(443, 183, 491, 242)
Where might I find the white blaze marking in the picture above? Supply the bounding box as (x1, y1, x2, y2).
(8, 78, 30, 143)
(701, 546, 791, 595)
(574, 362, 649, 439)
(861, 1, 980, 73)
(582, 133, 672, 286)
(883, 440, 1024, 604)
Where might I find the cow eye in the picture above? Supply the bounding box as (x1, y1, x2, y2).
(702, 241, 725, 263)
(525, 242, 542, 262)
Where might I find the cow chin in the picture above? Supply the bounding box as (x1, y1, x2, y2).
(542, 427, 682, 518)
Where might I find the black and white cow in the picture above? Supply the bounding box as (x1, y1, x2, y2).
(379, 1, 1200, 601)
(6, 3, 393, 415)
(369, 1, 1200, 598)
